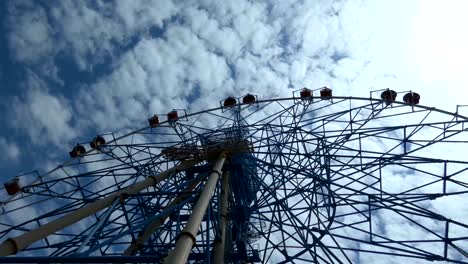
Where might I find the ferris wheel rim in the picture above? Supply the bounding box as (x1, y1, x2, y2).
(3, 95, 468, 206)
(1, 94, 468, 263)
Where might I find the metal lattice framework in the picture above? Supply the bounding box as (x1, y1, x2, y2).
(1, 95, 468, 263)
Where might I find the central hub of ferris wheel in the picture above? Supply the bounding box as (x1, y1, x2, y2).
(161, 127, 254, 161)
(160, 124, 264, 261)
(159, 116, 339, 260)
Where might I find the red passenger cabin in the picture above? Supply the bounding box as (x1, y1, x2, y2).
(300, 88, 312, 100)
(90, 136, 106, 149)
(4, 178, 21, 195)
(403, 92, 420, 105)
(148, 115, 160, 128)
(223, 97, 237, 108)
(69, 144, 86, 158)
(167, 111, 179, 122)
(381, 89, 397, 105)
(242, 94, 256, 104)
(320, 87, 332, 99)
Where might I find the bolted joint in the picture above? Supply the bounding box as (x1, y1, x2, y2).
(211, 170, 223, 178)
(119, 193, 129, 203)
(177, 231, 197, 247)
(219, 213, 229, 220)
(5, 238, 19, 255)
(135, 241, 144, 251)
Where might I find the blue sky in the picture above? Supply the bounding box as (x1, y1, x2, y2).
(2, 0, 468, 189)
(0, 1, 468, 261)
(1, 0, 468, 187)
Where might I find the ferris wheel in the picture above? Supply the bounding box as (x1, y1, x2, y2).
(0, 88, 467, 263)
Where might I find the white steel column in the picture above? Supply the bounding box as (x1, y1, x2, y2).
(213, 170, 230, 264)
(165, 154, 226, 264)
(122, 176, 204, 256)
(0, 159, 198, 256)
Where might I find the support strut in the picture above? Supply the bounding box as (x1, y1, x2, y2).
(165, 154, 226, 264)
(0, 159, 199, 256)
(213, 170, 230, 264)
(122, 176, 205, 256)
(75, 197, 120, 254)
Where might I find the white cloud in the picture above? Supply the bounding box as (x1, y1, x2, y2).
(9, 73, 76, 147)
(0, 137, 20, 162)
(72, 23, 236, 132)
(7, 1, 177, 72)
(7, 0, 468, 110)
(6, 1, 53, 64)
(3, 1, 468, 262)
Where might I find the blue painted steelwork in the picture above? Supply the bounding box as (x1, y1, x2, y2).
(1, 96, 468, 263)
(228, 153, 261, 263)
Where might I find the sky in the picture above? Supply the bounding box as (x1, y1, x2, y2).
(1, 0, 468, 177)
(0, 0, 468, 262)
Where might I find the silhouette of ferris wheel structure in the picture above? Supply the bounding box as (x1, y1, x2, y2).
(1, 87, 468, 263)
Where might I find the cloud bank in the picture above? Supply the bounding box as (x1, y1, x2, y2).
(1, 0, 468, 262)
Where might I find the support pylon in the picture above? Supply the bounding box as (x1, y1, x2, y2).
(0, 160, 198, 256)
(164, 154, 226, 264)
(122, 176, 204, 256)
(213, 170, 230, 264)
